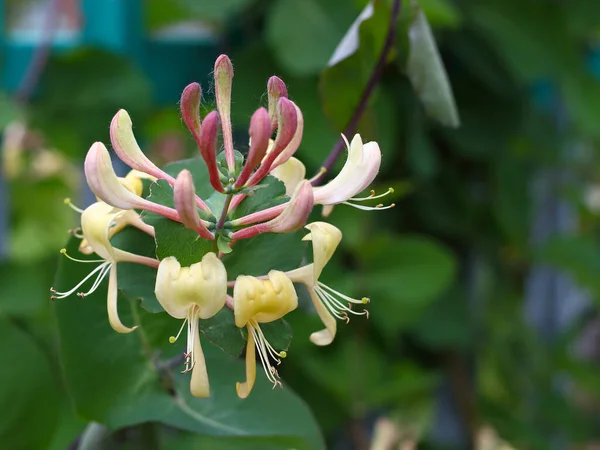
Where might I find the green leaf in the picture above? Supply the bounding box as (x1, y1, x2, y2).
(217, 236, 234, 254)
(112, 228, 163, 313)
(361, 234, 457, 336)
(163, 158, 215, 202)
(222, 231, 306, 279)
(54, 237, 324, 448)
(0, 315, 59, 449)
(143, 180, 214, 266)
(265, 0, 359, 76)
(260, 319, 293, 352)
(405, 5, 460, 127)
(199, 309, 246, 357)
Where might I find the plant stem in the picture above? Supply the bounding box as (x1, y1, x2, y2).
(216, 194, 233, 230)
(312, 0, 402, 185)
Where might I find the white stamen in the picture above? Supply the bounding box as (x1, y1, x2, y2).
(182, 308, 198, 374)
(249, 322, 283, 388)
(51, 261, 112, 299)
(341, 201, 395, 211)
(313, 283, 369, 322)
(77, 263, 112, 297)
(350, 187, 394, 201)
(169, 318, 188, 344)
(60, 248, 105, 264)
(64, 198, 84, 214)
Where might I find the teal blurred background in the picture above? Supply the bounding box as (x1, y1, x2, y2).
(2, 0, 600, 449)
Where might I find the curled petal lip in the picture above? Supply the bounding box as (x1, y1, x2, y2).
(312, 134, 381, 205)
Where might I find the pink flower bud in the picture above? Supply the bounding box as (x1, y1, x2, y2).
(214, 54, 235, 171)
(267, 76, 288, 132)
(235, 107, 271, 188)
(197, 111, 225, 193)
(180, 82, 203, 142)
(271, 103, 304, 170)
(232, 180, 314, 240)
(110, 109, 175, 184)
(174, 170, 214, 240)
(247, 98, 298, 187)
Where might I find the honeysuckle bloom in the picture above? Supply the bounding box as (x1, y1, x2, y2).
(286, 222, 369, 346)
(272, 134, 394, 212)
(52, 202, 160, 333)
(233, 271, 298, 398)
(154, 253, 227, 398)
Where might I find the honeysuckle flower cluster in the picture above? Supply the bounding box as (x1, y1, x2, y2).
(53, 55, 393, 399)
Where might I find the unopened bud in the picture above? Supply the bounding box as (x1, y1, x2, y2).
(174, 170, 213, 239)
(198, 111, 225, 193)
(180, 82, 203, 140)
(235, 107, 271, 188)
(214, 55, 235, 171)
(267, 76, 288, 131)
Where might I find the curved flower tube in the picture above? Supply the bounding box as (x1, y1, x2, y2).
(233, 270, 297, 398)
(155, 253, 227, 397)
(51, 202, 159, 333)
(286, 222, 369, 346)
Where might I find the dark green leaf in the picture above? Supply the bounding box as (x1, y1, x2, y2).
(0, 315, 59, 449)
(222, 231, 306, 279)
(199, 308, 246, 357)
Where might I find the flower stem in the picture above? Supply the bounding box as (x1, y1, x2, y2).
(311, 0, 402, 185)
(217, 194, 234, 230)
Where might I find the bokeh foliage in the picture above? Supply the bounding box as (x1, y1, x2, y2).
(2, 0, 600, 448)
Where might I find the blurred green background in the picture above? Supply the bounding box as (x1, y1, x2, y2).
(2, 0, 600, 449)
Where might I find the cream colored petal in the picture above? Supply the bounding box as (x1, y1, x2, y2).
(270, 156, 306, 196)
(236, 329, 256, 399)
(312, 134, 381, 205)
(80, 202, 119, 261)
(189, 320, 210, 398)
(154, 256, 187, 319)
(154, 254, 227, 320)
(233, 271, 297, 326)
(305, 222, 342, 280)
(307, 288, 336, 346)
(107, 264, 137, 333)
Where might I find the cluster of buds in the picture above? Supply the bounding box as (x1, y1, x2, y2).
(53, 55, 393, 399)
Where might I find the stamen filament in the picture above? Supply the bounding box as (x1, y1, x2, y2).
(350, 187, 394, 201)
(313, 283, 369, 323)
(64, 198, 84, 214)
(78, 263, 112, 297)
(60, 248, 104, 264)
(341, 201, 395, 211)
(307, 167, 326, 183)
(248, 322, 282, 388)
(51, 261, 112, 299)
(318, 282, 370, 304)
(169, 318, 188, 344)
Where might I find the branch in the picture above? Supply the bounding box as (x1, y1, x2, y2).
(312, 0, 402, 185)
(15, 0, 63, 103)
